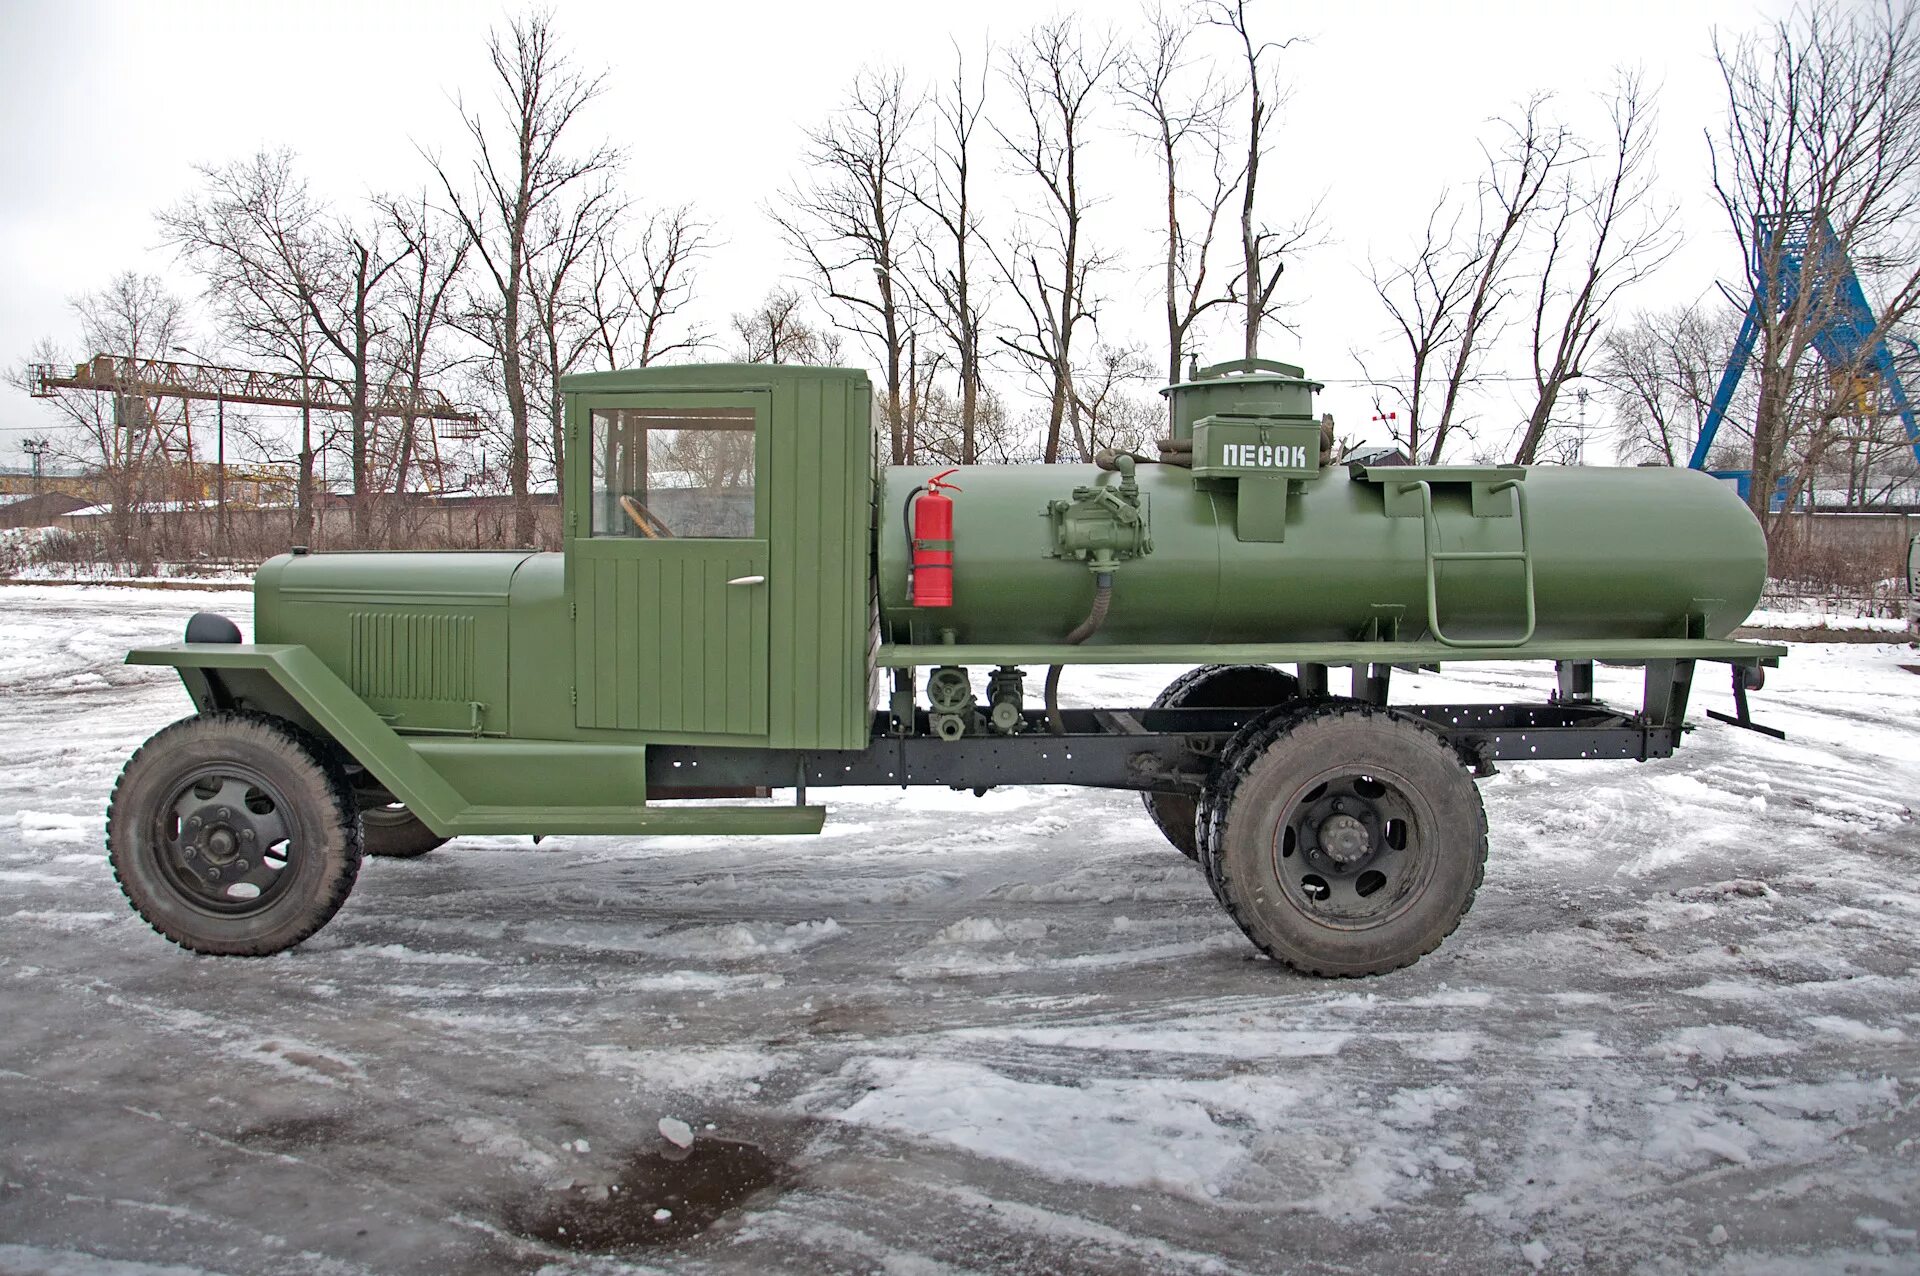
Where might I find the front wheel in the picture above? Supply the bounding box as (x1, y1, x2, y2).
(1199, 703, 1486, 977)
(106, 713, 362, 956)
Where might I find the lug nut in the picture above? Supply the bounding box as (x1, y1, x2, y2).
(183, 846, 197, 859)
(241, 830, 255, 843)
(233, 859, 249, 874)
(188, 816, 202, 829)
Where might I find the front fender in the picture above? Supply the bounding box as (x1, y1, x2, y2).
(128, 643, 468, 835)
(125, 644, 826, 839)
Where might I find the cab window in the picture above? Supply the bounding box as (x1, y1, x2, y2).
(589, 406, 757, 538)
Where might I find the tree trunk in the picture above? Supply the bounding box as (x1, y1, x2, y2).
(297, 402, 315, 543)
(502, 282, 533, 548)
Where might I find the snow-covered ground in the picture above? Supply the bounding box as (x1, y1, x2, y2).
(0, 583, 1916, 1275)
(1747, 608, 1908, 634)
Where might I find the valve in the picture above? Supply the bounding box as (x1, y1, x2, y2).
(985, 665, 1026, 735)
(1046, 453, 1151, 574)
(926, 665, 978, 742)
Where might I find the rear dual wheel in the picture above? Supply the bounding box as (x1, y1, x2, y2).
(1197, 703, 1486, 977)
(1142, 664, 1300, 859)
(107, 713, 362, 956)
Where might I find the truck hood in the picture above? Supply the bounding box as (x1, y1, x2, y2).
(255, 550, 538, 608)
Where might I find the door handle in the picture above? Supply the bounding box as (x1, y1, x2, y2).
(726, 574, 766, 586)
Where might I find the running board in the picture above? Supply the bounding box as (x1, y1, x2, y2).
(448, 805, 826, 837)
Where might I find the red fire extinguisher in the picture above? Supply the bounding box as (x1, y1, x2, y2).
(907, 469, 961, 608)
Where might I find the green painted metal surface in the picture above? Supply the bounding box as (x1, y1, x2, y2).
(126, 643, 825, 837)
(246, 365, 874, 755)
(131, 643, 474, 832)
(878, 463, 1768, 650)
(254, 551, 523, 735)
(1190, 416, 1323, 479)
(875, 638, 1786, 668)
(568, 390, 772, 735)
(557, 365, 873, 750)
(875, 359, 1764, 656)
(143, 354, 1779, 846)
(1162, 359, 1324, 441)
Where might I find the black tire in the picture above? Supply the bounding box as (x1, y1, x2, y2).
(1200, 703, 1486, 977)
(355, 782, 449, 859)
(1194, 698, 1326, 900)
(1142, 664, 1301, 859)
(106, 712, 363, 956)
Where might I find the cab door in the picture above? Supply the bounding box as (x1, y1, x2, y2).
(570, 392, 770, 736)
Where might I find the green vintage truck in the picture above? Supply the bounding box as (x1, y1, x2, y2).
(109, 360, 1784, 976)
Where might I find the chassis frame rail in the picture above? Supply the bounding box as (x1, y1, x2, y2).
(649, 675, 1701, 798)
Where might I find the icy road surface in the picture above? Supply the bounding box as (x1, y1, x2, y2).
(0, 583, 1916, 1275)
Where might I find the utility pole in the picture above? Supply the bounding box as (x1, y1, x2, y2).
(22, 438, 51, 494)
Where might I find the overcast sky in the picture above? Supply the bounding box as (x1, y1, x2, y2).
(0, 0, 1791, 468)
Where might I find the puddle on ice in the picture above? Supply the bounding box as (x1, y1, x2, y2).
(508, 1137, 783, 1251)
(238, 1112, 357, 1150)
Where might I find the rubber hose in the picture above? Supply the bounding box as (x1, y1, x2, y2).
(1045, 572, 1113, 735)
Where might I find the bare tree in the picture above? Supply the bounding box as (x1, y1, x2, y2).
(376, 191, 471, 508)
(431, 11, 623, 546)
(1363, 98, 1572, 462)
(915, 382, 1030, 463)
(1356, 203, 1480, 463)
(904, 43, 993, 464)
(1709, 0, 1920, 530)
(1072, 344, 1159, 458)
(774, 67, 921, 463)
(162, 151, 415, 543)
(994, 16, 1120, 464)
(581, 204, 713, 371)
(1599, 304, 1746, 465)
(522, 178, 624, 487)
(12, 274, 192, 561)
(1511, 73, 1680, 464)
(731, 288, 844, 365)
(1119, 5, 1240, 389)
(1202, 0, 1318, 360)
(158, 152, 370, 541)
(1812, 340, 1920, 504)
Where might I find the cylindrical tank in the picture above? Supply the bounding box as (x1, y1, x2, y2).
(878, 463, 1766, 646)
(876, 362, 1767, 648)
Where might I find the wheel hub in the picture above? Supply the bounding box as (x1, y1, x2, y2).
(1317, 812, 1371, 866)
(161, 772, 289, 908)
(1273, 771, 1424, 925)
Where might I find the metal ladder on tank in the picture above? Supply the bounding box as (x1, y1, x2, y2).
(1399, 478, 1537, 648)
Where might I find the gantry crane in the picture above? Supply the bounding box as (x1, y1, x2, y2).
(27, 353, 483, 508)
(1689, 213, 1920, 503)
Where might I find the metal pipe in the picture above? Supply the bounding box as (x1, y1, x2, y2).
(1045, 571, 1113, 735)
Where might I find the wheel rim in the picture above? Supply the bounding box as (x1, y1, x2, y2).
(153, 766, 299, 915)
(1270, 765, 1434, 929)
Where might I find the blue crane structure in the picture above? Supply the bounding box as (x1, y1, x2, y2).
(1688, 213, 1920, 486)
